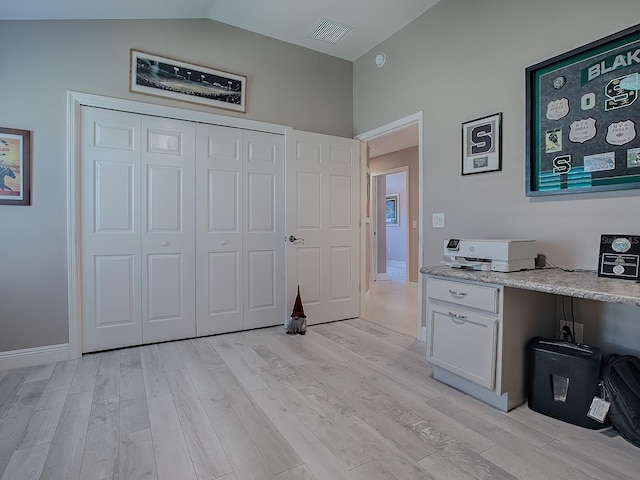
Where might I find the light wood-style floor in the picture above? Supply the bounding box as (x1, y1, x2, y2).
(364, 260, 418, 338)
(1, 318, 639, 480)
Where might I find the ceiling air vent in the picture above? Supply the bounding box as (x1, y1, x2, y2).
(306, 18, 353, 44)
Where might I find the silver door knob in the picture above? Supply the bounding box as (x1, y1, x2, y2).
(288, 235, 304, 243)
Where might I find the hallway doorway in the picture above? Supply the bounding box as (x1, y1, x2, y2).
(358, 115, 422, 339)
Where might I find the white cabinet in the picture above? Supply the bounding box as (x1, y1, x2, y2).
(426, 275, 555, 411)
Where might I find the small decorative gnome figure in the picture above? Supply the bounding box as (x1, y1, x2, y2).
(286, 285, 307, 335)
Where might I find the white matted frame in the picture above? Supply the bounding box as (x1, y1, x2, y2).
(385, 193, 399, 226)
(462, 112, 502, 175)
(130, 49, 247, 113)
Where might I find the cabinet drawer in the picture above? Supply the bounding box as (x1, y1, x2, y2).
(427, 278, 499, 313)
(427, 305, 498, 389)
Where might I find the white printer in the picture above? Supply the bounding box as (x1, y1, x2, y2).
(443, 239, 537, 272)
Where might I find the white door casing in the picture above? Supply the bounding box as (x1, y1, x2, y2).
(81, 107, 196, 352)
(285, 129, 360, 325)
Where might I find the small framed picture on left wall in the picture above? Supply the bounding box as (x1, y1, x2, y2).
(0, 127, 31, 206)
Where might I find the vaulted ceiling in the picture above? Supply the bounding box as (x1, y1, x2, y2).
(3, 0, 440, 61)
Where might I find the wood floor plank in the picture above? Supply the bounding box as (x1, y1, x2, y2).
(41, 359, 78, 396)
(208, 337, 267, 392)
(93, 350, 120, 402)
(226, 389, 303, 475)
(140, 344, 171, 399)
(200, 394, 277, 480)
(119, 428, 158, 480)
(426, 395, 553, 450)
(276, 465, 319, 480)
(294, 361, 437, 462)
(350, 459, 406, 480)
(156, 342, 185, 372)
(0, 442, 50, 480)
(165, 368, 232, 479)
(18, 387, 71, 448)
(0, 368, 30, 416)
(68, 353, 100, 394)
(79, 398, 119, 480)
(417, 452, 478, 480)
(0, 380, 47, 473)
(540, 433, 640, 480)
(174, 340, 225, 399)
(147, 395, 197, 480)
(39, 390, 93, 480)
(479, 444, 601, 480)
(24, 364, 56, 384)
(249, 387, 356, 480)
(257, 363, 373, 470)
(120, 347, 146, 402)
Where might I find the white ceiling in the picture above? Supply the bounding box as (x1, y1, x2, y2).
(2, 0, 440, 62)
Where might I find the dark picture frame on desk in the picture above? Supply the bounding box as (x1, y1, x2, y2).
(526, 23, 640, 196)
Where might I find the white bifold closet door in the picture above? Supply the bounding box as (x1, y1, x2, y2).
(81, 107, 195, 352)
(195, 124, 285, 336)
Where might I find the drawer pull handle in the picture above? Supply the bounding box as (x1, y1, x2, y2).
(448, 290, 468, 298)
(448, 312, 467, 323)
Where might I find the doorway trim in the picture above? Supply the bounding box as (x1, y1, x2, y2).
(66, 91, 287, 359)
(356, 112, 424, 341)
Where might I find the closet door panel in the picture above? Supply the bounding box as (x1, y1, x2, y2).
(243, 131, 285, 329)
(81, 107, 142, 352)
(196, 124, 244, 335)
(141, 117, 196, 344)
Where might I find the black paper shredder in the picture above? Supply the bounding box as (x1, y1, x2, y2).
(526, 337, 607, 429)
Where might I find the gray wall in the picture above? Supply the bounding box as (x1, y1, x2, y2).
(354, 0, 640, 354)
(385, 172, 407, 262)
(0, 19, 353, 353)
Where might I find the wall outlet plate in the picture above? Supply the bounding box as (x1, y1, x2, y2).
(559, 320, 583, 344)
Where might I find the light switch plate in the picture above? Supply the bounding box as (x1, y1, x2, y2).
(432, 213, 445, 228)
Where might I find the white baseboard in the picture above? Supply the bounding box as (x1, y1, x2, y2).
(0, 344, 69, 371)
(421, 326, 427, 342)
(375, 273, 389, 281)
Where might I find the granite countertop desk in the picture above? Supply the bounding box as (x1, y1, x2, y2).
(420, 265, 640, 307)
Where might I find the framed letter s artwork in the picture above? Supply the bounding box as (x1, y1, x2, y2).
(462, 112, 502, 175)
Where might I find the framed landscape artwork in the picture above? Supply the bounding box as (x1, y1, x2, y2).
(0, 127, 31, 206)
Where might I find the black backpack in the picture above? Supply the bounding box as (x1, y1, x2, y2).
(602, 354, 640, 448)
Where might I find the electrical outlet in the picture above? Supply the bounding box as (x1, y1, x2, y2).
(559, 320, 583, 344)
(432, 212, 445, 228)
